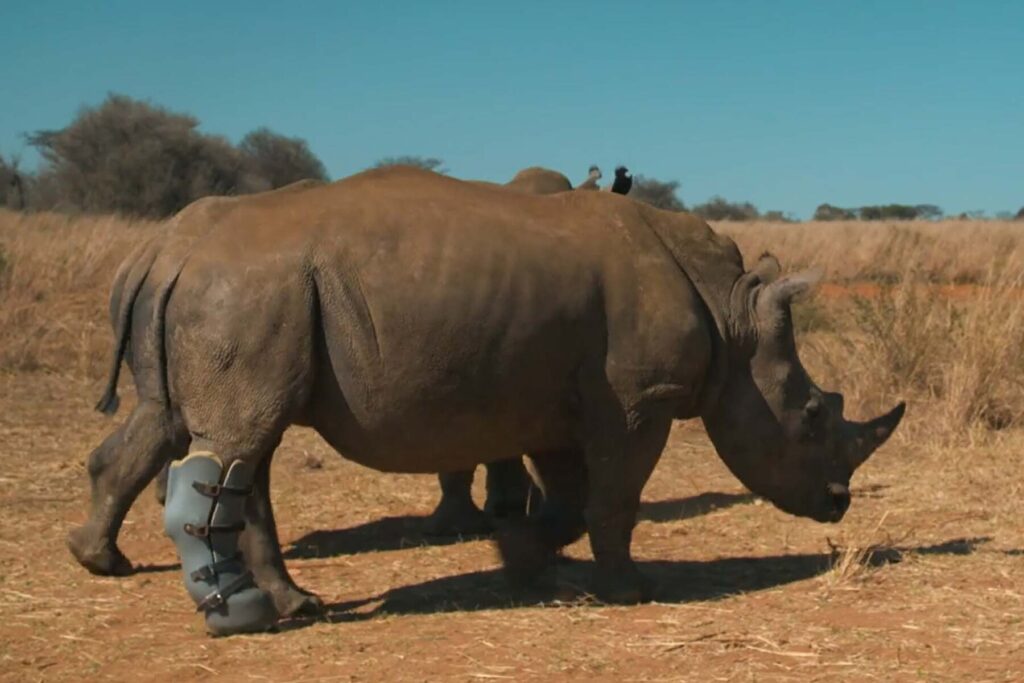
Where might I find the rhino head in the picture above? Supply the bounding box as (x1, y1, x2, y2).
(701, 254, 905, 523)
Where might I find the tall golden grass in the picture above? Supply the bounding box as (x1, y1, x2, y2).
(0, 209, 159, 376)
(2, 209, 1022, 443)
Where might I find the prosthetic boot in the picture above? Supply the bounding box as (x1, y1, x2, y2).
(164, 453, 277, 636)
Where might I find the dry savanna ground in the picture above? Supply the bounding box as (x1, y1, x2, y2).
(1, 208, 1024, 682)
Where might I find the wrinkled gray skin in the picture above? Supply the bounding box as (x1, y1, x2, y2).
(151, 164, 622, 536)
(68, 167, 904, 623)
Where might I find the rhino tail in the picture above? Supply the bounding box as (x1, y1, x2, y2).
(94, 239, 161, 415)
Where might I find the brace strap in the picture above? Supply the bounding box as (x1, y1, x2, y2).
(191, 481, 253, 498)
(195, 571, 257, 612)
(189, 554, 243, 583)
(183, 521, 246, 538)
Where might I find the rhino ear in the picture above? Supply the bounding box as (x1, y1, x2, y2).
(751, 253, 782, 284)
(764, 268, 823, 307)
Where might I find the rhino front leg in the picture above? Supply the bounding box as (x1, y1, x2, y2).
(241, 455, 323, 617)
(583, 407, 672, 604)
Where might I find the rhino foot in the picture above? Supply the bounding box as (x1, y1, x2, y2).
(67, 526, 134, 576)
(483, 493, 531, 522)
(592, 564, 653, 604)
(425, 498, 492, 537)
(268, 584, 325, 617)
(495, 520, 554, 586)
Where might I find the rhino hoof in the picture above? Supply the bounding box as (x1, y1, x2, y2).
(67, 527, 134, 577)
(495, 520, 553, 586)
(425, 499, 493, 537)
(593, 566, 653, 605)
(484, 496, 530, 521)
(271, 586, 325, 618)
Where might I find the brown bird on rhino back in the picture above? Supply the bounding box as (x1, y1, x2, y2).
(68, 167, 904, 636)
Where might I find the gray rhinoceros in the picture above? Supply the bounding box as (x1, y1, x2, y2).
(68, 166, 903, 635)
(148, 164, 632, 537)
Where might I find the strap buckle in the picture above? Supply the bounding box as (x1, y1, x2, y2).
(189, 554, 243, 583)
(192, 481, 253, 498)
(183, 521, 246, 538)
(196, 571, 257, 612)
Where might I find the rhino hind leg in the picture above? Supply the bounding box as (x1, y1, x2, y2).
(68, 400, 187, 576)
(425, 470, 492, 536)
(484, 457, 537, 521)
(494, 449, 587, 586)
(164, 452, 276, 636)
(241, 453, 324, 618)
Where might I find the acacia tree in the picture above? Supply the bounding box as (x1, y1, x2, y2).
(628, 175, 685, 211)
(692, 196, 760, 221)
(239, 127, 328, 190)
(27, 95, 248, 217)
(372, 156, 447, 174)
(25, 94, 330, 217)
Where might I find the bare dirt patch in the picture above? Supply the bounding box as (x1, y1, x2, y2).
(2, 373, 1023, 682)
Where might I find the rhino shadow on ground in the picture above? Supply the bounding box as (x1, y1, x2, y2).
(278, 536, 993, 632)
(637, 491, 757, 523)
(283, 491, 759, 560)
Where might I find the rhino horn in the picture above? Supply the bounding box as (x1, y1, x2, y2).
(845, 401, 907, 471)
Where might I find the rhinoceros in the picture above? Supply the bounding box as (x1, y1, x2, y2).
(148, 164, 632, 537)
(68, 166, 904, 635)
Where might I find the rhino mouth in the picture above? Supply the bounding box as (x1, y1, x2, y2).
(765, 482, 851, 524)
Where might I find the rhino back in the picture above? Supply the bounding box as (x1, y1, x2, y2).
(161, 168, 722, 471)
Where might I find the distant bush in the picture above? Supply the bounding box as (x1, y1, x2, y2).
(239, 127, 329, 191)
(0, 154, 24, 209)
(814, 203, 943, 221)
(761, 210, 794, 222)
(372, 156, 447, 174)
(22, 94, 328, 218)
(859, 204, 920, 221)
(692, 195, 759, 221)
(26, 95, 246, 217)
(813, 203, 857, 221)
(629, 175, 685, 211)
(1016, 207, 1024, 221)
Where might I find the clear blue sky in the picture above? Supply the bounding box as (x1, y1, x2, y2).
(1, 1, 1021, 217)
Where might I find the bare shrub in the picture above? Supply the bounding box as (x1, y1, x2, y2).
(372, 156, 447, 174)
(27, 95, 248, 218)
(629, 176, 685, 211)
(239, 127, 329, 190)
(691, 196, 759, 221)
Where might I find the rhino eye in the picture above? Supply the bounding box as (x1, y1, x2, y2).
(799, 397, 825, 441)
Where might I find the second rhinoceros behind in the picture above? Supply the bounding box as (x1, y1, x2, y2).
(69, 166, 904, 635)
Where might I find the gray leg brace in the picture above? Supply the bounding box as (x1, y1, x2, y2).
(164, 453, 276, 636)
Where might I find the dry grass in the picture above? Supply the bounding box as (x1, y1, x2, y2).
(4, 211, 1022, 443)
(0, 209, 158, 376)
(718, 219, 1024, 284)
